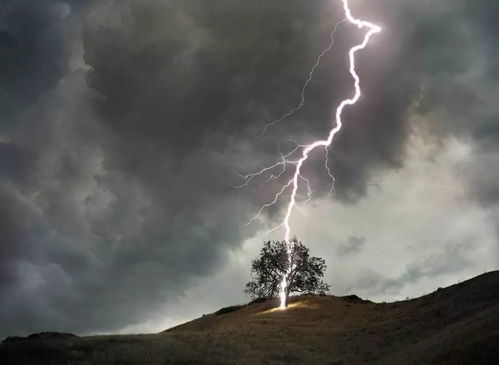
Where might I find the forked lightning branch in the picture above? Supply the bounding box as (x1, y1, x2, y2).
(238, 0, 381, 308)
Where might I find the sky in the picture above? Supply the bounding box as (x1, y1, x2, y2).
(0, 0, 498, 338)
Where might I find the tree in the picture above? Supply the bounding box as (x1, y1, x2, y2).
(244, 238, 329, 307)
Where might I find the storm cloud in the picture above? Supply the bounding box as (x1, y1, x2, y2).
(1, 0, 498, 337)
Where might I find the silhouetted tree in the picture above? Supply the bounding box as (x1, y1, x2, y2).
(245, 238, 329, 307)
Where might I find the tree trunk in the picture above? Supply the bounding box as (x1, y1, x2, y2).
(285, 286, 291, 307)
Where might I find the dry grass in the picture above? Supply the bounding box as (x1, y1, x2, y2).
(2, 271, 498, 364)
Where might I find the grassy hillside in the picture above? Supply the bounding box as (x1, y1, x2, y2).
(2, 271, 498, 364)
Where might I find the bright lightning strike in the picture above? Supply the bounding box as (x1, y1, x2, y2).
(239, 0, 381, 309)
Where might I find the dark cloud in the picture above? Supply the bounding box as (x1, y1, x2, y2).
(1, 0, 498, 338)
(0, 0, 69, 103)
(336, 236, 365, 256)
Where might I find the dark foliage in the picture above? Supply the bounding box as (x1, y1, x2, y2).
(244, 238, 329, 306)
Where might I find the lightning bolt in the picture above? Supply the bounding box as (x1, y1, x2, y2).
(240, 0, 381, 309)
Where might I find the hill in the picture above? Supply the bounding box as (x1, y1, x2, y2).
(1, 271, 498, 364)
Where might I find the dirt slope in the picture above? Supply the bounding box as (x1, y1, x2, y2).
(1, 271, 498, 364)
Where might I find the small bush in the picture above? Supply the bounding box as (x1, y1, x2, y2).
(248, 297, 268, 305)
(215, 305, 244, 315)
(342, 295, 371, 304)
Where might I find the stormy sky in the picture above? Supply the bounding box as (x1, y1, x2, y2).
(1, 0, 498, 337)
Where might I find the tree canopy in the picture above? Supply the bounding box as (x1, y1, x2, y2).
(245, 238, 329, 307)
